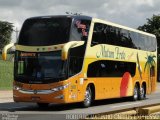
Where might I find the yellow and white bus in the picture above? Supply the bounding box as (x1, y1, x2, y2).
(2, 15, 157, 107)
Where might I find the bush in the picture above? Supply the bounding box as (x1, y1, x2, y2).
(0, 60, 14, 90)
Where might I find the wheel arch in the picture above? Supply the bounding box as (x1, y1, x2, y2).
(133, 81, 140, 95)
(86, 83, 95, 100)
(141, 81, 147, 94)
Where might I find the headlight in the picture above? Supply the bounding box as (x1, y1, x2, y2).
(54, 95, 64, 99)
(52, 83, 69, 92)
(13, 85, 21, 90)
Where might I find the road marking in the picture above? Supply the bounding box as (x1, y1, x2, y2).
(111, 102, 142, 108)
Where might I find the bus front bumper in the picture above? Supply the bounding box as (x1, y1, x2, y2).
(13, 88, 68, 104)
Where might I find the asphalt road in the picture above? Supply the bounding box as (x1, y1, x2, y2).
(0, 83, 160, 120)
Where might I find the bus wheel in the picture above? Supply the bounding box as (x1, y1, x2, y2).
(139, 85, 146, 100)
(132, 84, 139, 101)
(83, 86, 92, 107)
(37, 103, 49, 108)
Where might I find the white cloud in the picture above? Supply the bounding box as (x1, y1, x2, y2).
(136, 0, 154, 6)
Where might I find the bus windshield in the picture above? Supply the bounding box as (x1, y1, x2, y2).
(14, 51, 67, 83)
(18, 17, 72, 46)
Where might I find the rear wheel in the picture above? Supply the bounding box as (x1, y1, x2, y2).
(139, 85, 146, 100)
(37, 103, 49, 108)
(132, 84, 139, 101)
(82, 86, 92, 107)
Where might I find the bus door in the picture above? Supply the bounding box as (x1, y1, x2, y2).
(67, 57, 79, 102)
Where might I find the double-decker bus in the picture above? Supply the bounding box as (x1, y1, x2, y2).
(2, 15, 157, 107)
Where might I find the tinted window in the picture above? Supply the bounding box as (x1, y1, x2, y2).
(120, 30, 135, 48)
(87, 60, 136, 77)
(91, 23, 156, 52)
(68, 44, 86, 77)
(68, 57, 83, 77)
(130, 32, 139, 49)
(91, 23, 134, 47)
(70, 19, 91, 41)
(14, 51, 67, 84)
(67, 19, 90, 77)
(91, 23, 112, 45)
(18, 17, 72, 46)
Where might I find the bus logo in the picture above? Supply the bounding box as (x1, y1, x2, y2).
(96, 45, 126, 60)
(34, 90, 37, 94)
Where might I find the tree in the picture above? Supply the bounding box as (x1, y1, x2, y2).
(138, 14, 160, 81)
(0, 21, 14, 50)
(138, 14, 160, 53)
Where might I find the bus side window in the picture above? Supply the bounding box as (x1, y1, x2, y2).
(68, 45, 85, 77)
(87, 60, 136, 77)
(91, 23, 156, 52)
(91, 23, 106, 46)
(91, 23, 121, 47)
(91, 31, 99, 46)
(118, 30, 135, 48)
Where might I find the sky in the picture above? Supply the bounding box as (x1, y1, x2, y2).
(0, 0, 159, 42)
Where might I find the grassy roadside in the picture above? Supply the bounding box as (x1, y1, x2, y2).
(0, 60, 14, 90)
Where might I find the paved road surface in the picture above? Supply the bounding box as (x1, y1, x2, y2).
(0, 83, 160, 120)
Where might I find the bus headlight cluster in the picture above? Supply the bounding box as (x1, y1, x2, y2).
(13, 85, 21, 90)
(52, 83, 69, 92)
(54, 95, 64, 99)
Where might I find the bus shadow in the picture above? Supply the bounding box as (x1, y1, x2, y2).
(0, 98, 149, 112)
(48, 97, 148, 111)
(1, 97, 149, 112)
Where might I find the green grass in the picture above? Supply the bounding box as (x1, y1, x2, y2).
(0, 53, 14, 61)
(0, 60, 14, 90)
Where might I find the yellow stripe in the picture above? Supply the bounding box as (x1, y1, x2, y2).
(16, 44, 64, 52)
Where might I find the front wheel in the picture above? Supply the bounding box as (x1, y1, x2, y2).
(82, 86, 92, 107)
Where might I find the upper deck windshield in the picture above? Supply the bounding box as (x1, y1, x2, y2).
(18, 16, 91, 46)
(18, 17, 71, 46)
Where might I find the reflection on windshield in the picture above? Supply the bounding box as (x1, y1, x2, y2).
(15, 51, 66, 83)
(18, 17, 91, 46)
(18, 17, 71, 46)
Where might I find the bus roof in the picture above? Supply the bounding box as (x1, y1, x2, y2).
(92, 18, 156, 38)
(26, 15, 92, 21)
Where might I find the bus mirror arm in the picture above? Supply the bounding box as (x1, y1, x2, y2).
(61, 41, 85, 60)
(2, 43, 15, 60)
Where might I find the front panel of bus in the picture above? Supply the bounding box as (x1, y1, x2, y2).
(13, 16, 91, 104)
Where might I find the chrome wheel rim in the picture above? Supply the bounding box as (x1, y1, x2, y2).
(84, 87, 91, 106)
(140, 86, 145, 99)
(134, 86, 138, 100)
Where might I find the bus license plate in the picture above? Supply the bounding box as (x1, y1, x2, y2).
(31, 96, 40, 101)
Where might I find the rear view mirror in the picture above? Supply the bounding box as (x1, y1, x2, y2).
(61, 41, 84, 60)
(2, 43, 15, 60)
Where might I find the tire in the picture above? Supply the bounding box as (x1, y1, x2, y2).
(37, 103, 49, 108)
(82, 86, 92, 107)
(132, 84, 139, 101)
(139, 85, 146, 100)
